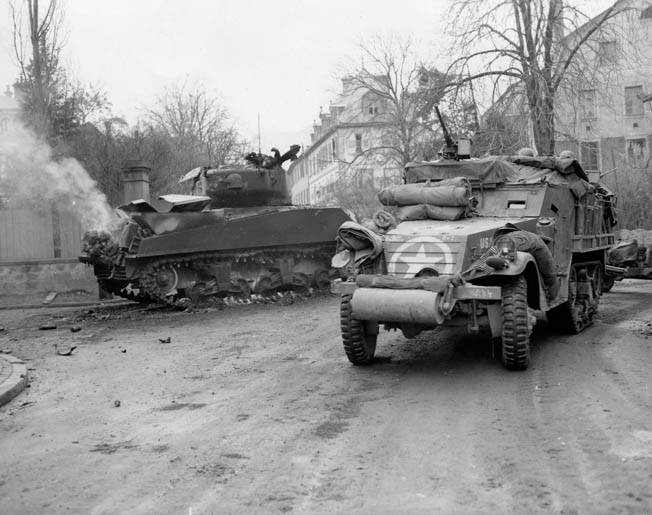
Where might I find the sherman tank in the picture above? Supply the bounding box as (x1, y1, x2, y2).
(330, 109, 618, 370)
(80, 145, 350, 304)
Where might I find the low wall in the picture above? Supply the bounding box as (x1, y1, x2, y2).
(0, 258, 98, 296)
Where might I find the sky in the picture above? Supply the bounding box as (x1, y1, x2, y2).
(0, 0, 451, 153)
(0, 0, 616, 154)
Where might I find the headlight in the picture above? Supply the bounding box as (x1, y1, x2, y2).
(496, 236, 517, 261)
(331, 249, 352, 268)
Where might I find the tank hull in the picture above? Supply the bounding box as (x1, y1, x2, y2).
(83, 206, 350, 303)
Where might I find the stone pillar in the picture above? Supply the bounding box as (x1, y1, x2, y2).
(122, 160, 151, 204)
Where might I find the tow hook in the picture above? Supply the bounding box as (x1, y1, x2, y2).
(440, 282, 456, 316)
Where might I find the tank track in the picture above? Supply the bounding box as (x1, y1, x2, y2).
(98, 279, 155, 304)
(131, 244, 336, 304)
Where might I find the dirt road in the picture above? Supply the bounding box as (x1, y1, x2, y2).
(1, 281, 651, 514)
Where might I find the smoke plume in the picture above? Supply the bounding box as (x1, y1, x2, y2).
(0, 124, 114, 231)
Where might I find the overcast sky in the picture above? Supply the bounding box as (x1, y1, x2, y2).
(0, 0, 614, 154)
(0, 0, 452, 152)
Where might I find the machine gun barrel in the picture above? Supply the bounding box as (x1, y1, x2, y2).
(435, 105, 454, 148)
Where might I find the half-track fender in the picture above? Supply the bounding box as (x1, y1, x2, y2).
(481, 250, 547, 311)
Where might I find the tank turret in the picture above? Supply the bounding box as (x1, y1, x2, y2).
(181, 145, 301, 208)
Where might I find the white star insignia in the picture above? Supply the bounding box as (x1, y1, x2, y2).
(399, 244, 443, 277)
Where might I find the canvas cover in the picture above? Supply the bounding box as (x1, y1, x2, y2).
(405, 155, 590, 186)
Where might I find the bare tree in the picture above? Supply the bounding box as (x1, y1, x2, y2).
(140, 82, 242, 194)
(341, 36, 450, 172)
(446, 0, 640, 155)
(144, 82, 239, 167)
(11, 0, 64, 137)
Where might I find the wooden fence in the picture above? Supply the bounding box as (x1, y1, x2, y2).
(0, 200, 83, 262)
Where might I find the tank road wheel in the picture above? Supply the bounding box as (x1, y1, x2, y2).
(291, 272, 312, 293)
(235, 278, 252, 297)
(340, 294, 377, 365)
(154, 266, 179, 297)
(228, 276, 252, 298)
(253, 275, 274, 295)
(312, 269, 331, 291)
(547, 265, 600, 334)
(501, 275, 531, 370)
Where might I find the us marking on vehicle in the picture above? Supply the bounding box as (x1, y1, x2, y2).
(387, 236, 455, 277)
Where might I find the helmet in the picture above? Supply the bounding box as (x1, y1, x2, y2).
(517, 147, 535, 156)
(559, 150, 575, 160)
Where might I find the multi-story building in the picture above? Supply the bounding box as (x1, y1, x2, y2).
(555, 0, 652, 174)
(287, 76, 403, 205)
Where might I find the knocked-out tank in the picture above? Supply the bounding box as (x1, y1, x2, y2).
(80, 145, 350, 304)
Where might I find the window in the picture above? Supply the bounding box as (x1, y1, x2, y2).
(355, 134, 363, 154)
(598, 41, 617, 65)
(331, 138, 337, 161)
(367, 103, 379, 115)
(625, 86, 644, 116)
(627, 138, 648, 168)
(579, 89, 597, 121)
(580, 141, 600, 171)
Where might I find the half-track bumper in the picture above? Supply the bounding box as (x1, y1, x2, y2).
(332, 280, 501, 325)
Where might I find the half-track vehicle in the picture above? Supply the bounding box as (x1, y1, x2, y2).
(80, 145, 349, 304)
(602, 239, 652, 291)
(331, 136, 617, 370)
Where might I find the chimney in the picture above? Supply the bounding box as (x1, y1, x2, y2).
(122, 160, 151, 203)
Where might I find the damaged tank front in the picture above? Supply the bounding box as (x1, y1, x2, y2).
(80, 145, 349, 304)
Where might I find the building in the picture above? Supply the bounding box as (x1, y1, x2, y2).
(555, 0, 652, 174)
(0, 86, 21, 134)
(287, 76, 404, 206)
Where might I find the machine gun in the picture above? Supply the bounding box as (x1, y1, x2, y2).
(434, 105, 471, 160)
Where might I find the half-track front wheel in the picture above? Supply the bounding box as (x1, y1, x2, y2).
(340, 294, 377, 365)
(501, 275, 531, 370)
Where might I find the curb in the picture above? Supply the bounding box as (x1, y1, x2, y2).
(0, 299, 132, 311)
(0, 354, 28, 407)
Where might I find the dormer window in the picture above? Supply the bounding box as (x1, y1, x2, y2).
(368, 103, 379, 115)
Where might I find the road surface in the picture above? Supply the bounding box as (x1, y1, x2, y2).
(1, 281, 651, 514)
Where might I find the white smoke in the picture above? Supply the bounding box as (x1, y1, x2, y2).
(0, 123, 115, 231)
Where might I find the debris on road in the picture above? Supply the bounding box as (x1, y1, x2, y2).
(42, 292, 58, 305)
(39, 324, 57, 330)
(55, 344, 77, 356)
(159, 337, 171, 344)
(114, 400, 121, 408)
(70, 326, 82, 333)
